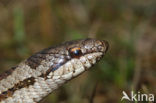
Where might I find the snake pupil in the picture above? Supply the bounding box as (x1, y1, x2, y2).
(69, 47, 82, 58)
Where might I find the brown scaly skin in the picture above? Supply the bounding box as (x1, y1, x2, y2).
(0, 38, 109, 103)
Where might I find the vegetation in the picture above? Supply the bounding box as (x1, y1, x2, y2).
(0, 0, 155, 103)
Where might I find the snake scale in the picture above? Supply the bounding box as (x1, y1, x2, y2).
(0, 38, 109, 103)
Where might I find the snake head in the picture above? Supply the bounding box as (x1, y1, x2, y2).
(48, 38, 109, 79)
(26, 38, 109, 79)
(63, 38, 109, 70)
(66, 38, 109, 59)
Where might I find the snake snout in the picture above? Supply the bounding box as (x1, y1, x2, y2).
(101, 40, 109, 53)
(95, 40, 109, 53)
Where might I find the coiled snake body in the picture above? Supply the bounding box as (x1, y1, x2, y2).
(0, 38, 108, 103)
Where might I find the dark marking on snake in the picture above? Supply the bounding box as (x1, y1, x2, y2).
(0, 58, 68, 101)
(26, 52, 47, 69)
(0, 60, 67, 101)
(25, 45, 63, 69)
(0, 67, 16, 81)
(0, 77, 35, 101)
(40, 58, 69, 79)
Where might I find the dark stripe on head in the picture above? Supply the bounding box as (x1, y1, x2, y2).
(25, 45, 61, 69)
(40, 59, 68, 79)
(26, 53, 47, 69)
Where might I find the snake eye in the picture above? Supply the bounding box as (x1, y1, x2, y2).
(69, 47, 82, 58)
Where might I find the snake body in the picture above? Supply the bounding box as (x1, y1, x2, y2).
(0, 38, 108, 103)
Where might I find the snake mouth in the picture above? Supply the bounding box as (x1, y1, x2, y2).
(50, 52, 104, 80)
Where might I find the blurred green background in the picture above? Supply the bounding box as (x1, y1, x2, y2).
(0, 0, 155, 103)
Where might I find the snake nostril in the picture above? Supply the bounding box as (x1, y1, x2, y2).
(101, 40, 109, 52)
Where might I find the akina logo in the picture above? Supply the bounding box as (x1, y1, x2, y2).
(121, 91, 155, 102)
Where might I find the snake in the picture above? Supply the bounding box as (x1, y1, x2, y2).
(0, 38, 109, 103)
